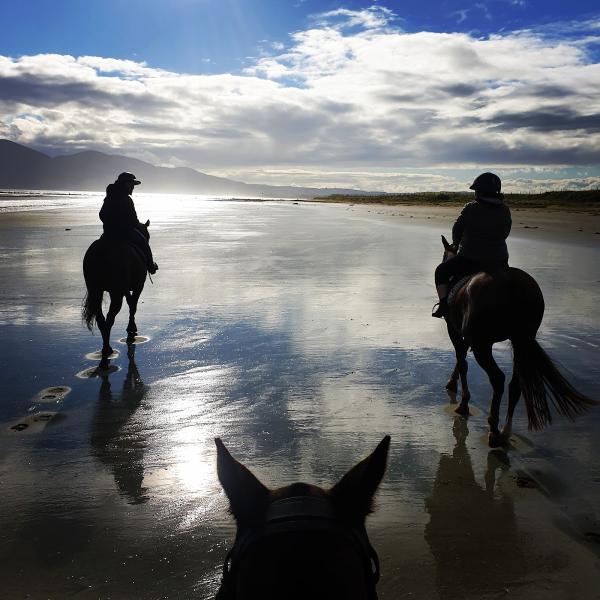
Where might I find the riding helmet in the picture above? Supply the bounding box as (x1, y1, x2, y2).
(116, 172, 141, 185)
(469, 172, 501, 195)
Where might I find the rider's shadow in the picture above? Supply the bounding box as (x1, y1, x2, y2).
(424, 419, 526, 599)
(90, 344, 149, 505)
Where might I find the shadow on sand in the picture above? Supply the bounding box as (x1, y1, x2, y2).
(425, 417, 526, 599)
(91, 343, 149, 505)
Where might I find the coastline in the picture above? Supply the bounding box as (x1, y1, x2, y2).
(2, 197, 600, 238)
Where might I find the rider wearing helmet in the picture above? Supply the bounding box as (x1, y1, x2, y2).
(99, 172, 158, 274)
(432, 172, 511, 318)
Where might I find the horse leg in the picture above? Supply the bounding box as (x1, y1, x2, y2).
(472, 343, 506, 448)
(445, 322, 460, 392)
(125, 292, 139, 335)
(125, 287, 143, 343)
(501, 371, 521, 440)
(96, 304, 108, 362)
(446, 324, 471, 414)
(99, 292, 123, 368)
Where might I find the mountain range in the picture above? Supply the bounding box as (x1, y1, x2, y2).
(0, 140, 374, 198)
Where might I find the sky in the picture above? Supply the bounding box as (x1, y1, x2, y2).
(1, 0, 600, 192)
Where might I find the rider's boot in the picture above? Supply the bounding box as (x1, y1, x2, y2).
(432, 297, 448, 318)
(148, 261, 158, 275)
(432, 283, 448, 318)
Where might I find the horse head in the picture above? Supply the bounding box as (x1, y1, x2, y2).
(215, 436, 390, 600)
(441, 234, 456, 262)
(137, 219, 151, 241)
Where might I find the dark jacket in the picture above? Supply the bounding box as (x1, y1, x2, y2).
(452, 197, 511, 261)
(99, 183, 140, 238)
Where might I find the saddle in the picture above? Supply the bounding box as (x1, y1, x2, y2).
(447, 275, 474, 306)
(97, 235, 147, 266)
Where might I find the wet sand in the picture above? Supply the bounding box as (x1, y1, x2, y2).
(0, 196, 599, 599)
(323, 202, 600, 247)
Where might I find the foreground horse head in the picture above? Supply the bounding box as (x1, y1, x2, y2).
(215, 436, 390, 600)
(439, 237, 597, 446)
(82, 222, 150, 369)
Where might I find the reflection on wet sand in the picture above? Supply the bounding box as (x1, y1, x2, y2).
(91, 344, 149, 505)
(425, 418, 525, 599)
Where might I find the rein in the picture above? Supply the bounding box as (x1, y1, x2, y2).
(217, 496, 380, 600)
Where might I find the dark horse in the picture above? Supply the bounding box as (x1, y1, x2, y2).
(440, 235, 596, 446)
(82, 221, 150, 369)
(215, 436, 390, 600)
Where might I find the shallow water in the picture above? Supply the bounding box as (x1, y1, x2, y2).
(0, 195, 599, 599)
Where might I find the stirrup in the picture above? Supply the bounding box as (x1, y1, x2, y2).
(148, 262, 158, 275)
(432, 299, 447, 319)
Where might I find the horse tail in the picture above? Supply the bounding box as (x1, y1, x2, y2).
(82, 288, 103, 331)
(511, 337, 597, 430)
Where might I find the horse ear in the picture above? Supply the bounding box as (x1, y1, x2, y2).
(441, 235, 451, 250)
(215, 438, 269, 524)
(330, 436, 390, 520)
(145, 219, 150, 227)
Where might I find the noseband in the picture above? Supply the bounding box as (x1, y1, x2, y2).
(217, 496, 381, 599)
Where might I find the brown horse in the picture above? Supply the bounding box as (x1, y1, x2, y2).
(440, 236, 596, 447)
(82, 221, 150, 369)
(215, 436, 390, 600)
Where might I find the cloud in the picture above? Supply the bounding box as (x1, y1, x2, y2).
(1, 10, 600, 191)
(310, 6, 396, 31)
(474, 3, 492, 21)
(504, 176, 600, 191)
(452, 9, 469, 25)
(480, 108, 600, 133)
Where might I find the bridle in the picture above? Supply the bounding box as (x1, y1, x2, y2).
(216, 496, 381, 600)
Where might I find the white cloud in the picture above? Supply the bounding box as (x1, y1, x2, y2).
(311, 6, 396, 31)
(503, 176, 600, 192)
(1, 11, 600, 192)
(76, 56, 163, 77)
(453, 9, 469, 24)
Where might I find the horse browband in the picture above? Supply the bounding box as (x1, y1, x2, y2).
(218, 496, 380, 599)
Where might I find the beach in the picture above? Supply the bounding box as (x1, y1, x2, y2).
(0, 193, 599, 599)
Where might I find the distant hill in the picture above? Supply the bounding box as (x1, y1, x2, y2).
(0, 140, 376, 198)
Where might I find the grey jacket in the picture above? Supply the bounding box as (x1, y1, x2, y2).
(452, 198, 511, 261)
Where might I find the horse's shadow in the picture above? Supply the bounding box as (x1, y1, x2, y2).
(425, 418, 526, 599)
(90, 343, 149, 505)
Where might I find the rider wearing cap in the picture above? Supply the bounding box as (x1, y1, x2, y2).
(99, 172, 158, 274)
(432, 172, 511, 318)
